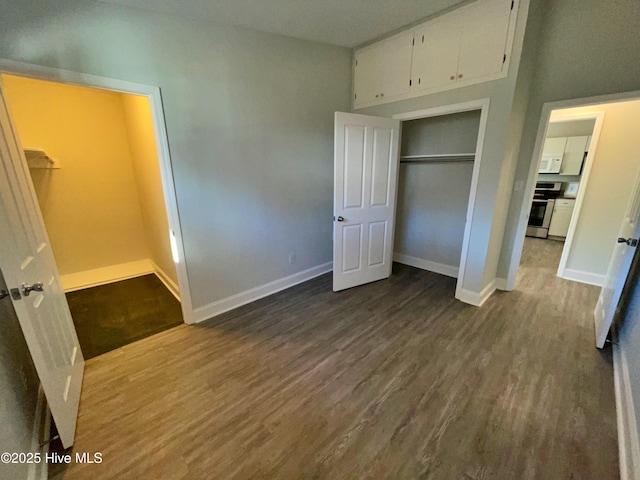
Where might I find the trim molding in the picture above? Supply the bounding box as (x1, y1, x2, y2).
(193, 262, 333, 324)
(27, 386, 50, 480)
(456, 278, 497, 307)
(613, 345, 640, 480)
(560, 268, 605, 287)
(151, 261, 180, 302)
(495, 278, 509, 291)
(393, 252, 458, 278)
(60, 260, 154, 292)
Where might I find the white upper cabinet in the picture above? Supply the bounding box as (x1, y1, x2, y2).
(411, 11, 463, 92)
(354, 0, 518, 108)
(560, 136, 589, 175)
(542, 137, 568, 156)
(354, 31, 414, 107)
(457, 0, 514, 82)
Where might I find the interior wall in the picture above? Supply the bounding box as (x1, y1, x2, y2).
(563, 100, 640, 280)
(0, 268, 41, 480)
(1, 74, 150, 278)
(0, 0, 351, 310)
(355, 0, 532, 296)
(498, 0, 640, 282)
(395, 111, 479, 271)
(120, 93, 178, 287)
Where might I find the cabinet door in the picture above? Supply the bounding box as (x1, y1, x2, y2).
(457, 0, 514, 82)
(542, 137, 567, 156)
(560, 136, 589, 175)
(411, 11, 463, 91)
(354, 45, 385, 107)
(548, 199, 575, 237)
(380, 31, 414, 100)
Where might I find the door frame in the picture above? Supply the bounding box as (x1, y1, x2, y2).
(505, 89, 640, 290)
(0, 58, 195, 323)
(393, 98, 490, 301)
(550, 109, 605, 282)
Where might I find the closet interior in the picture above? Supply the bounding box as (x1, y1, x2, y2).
(394, 110, 481, 282)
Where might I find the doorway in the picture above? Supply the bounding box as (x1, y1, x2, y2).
(1, 71, 189, 358)
(509, 95, 640, 296)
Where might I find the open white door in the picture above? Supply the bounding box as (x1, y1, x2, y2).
(594, 169, 640, 348)
(0, 81, 83, 447)
(333, 112, 400, 291)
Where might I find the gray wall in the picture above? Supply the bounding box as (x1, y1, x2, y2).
(546, 119, 595, 138)
(356, 0, 533, 294)
(498, 0, 640, 282)
(0, 0, 351, 310)
(0, 269, 40, 480)
(395, 112, 479, 269)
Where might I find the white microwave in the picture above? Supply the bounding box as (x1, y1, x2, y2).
(539, 155, 563, 174)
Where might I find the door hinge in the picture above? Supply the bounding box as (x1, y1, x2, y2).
(503, 54, 507, 63)
(511, 0, 514, 10)
(354, 93, 357, 100)
(355, 59, 358, 67)
(412, 38, 414, 46)
(409, 79, 412, 86)
(422, 35, 425, 43)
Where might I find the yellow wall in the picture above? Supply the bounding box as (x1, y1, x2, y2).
(561, 99, 640, 278)
(2, 74, 150, 277)
(120, 94, 178, 285)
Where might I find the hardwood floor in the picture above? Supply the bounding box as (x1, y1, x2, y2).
(51, 240, 618, 479)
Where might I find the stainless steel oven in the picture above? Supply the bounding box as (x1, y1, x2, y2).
(526, 182, 562, 239)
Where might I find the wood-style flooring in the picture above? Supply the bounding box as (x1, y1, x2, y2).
(66, 274, 182, 359)
(51, 238, 618, 479)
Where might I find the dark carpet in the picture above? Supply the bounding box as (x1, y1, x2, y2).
(66, 274, 183, 359)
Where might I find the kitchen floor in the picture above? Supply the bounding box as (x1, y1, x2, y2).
(520, 236, 565, 270)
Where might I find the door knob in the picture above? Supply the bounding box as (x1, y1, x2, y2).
(618, 237, 639, 247)
(0, 289, 8, 300)
(335, 216, 345, 222)
(22, 282, 44, 296)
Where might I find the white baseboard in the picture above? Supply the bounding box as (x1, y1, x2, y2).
(393, 252, 458, 278)
(613, 344, 640, 480)
(60, 259, 154, 292)
(495, 277, 509, 291)
(456, 278, 497, 307)
(193, 262, 333, 323)
(150, 261, 180, 302)
(560, 268, 605, 287)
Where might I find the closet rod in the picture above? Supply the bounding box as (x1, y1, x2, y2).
(400, 158, 474, 164)
(400, 153, 475, 164)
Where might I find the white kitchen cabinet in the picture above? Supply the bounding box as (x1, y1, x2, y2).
(560, 135, 589, 176)
(354, 0, 518, 108)
(548, 198, 575, 238)
(354, 31, 413, 108)
(542, 137, 568, 156)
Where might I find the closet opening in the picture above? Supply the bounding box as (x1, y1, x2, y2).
(1, 73, 185, 359)
(393, 105, 485, 298)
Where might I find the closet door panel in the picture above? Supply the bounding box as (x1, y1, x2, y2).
(380, 31, 414, 100)
(411, 12, 463, 92)
(457, 0, 513, 82)
(354, 46, 385, 108)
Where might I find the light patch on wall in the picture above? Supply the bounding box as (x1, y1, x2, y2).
(170, 230, 179, 263)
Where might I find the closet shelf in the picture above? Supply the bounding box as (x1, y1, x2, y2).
(24, 148, 61, 169)
(400, 153, 475, 164)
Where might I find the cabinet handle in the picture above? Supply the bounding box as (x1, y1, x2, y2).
(375, 94, 379, 98)
(458, 74, 463, 79)
(450, 75, 455, 80)
(380, 93, 384, 97)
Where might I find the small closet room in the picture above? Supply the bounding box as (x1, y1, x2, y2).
(394, 110, 481, 282)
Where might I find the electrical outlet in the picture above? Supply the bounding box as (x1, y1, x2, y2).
(288, 253, 296, 264)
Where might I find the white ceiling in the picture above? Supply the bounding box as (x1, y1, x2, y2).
(98, 0, 468, 48)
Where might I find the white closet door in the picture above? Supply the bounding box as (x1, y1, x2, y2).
(333, 112, 400, 292)
(411, 12, 463, 91)
(0, 80, 84, 448)
(457, 0, 513, 82)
